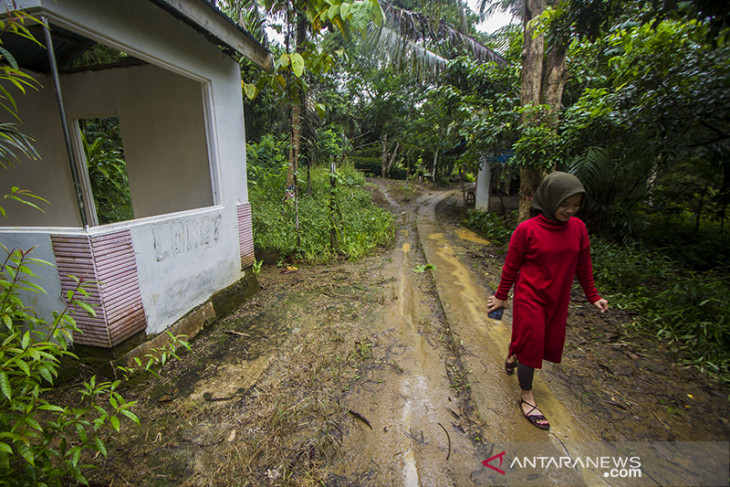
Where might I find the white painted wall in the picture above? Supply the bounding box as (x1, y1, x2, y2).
(129, 207, 238, 334)
(0, 0, 253, 337)
(0, 206, 241, 336)
(0, 232, 65, 325)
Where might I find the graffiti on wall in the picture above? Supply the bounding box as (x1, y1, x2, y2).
(152, 214, 221, 262)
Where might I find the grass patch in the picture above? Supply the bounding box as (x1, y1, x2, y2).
(248, 136, 395, 264)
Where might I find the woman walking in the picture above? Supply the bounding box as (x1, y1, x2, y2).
(487, 171, 609, 430)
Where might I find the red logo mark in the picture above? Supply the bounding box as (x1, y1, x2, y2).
(482, 451, 507, 475)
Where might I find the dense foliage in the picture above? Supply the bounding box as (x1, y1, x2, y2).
(79, 118, 133, 225)
(247, 135, 395, 263)
(591, 237, 730, 380)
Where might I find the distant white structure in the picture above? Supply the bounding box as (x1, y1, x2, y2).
(476, 156, 491, 211)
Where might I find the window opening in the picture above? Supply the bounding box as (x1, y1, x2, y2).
(79, 117, 133, 224)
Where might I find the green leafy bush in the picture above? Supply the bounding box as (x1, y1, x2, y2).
(0, 247, 139, 485)
(81, 130, 133, 225)
(246, 133, 289, 188)
(464, 208, 517, 246)
(350, 156, 380, 175)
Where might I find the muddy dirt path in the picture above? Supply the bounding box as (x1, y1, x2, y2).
(82, 179, 730, 487)
(329, 185, 482, 485)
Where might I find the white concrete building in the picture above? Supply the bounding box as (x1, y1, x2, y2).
(0, 0, 271, 348)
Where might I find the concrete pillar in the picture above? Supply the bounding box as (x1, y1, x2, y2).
(475, 156, 491, 211)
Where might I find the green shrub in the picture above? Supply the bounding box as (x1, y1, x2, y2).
(350, 156, 381, 175)
(246, 133, 289, 187)
(0, 247, 139, 486)
(464, 209, 517, 246)
(640, 214, 730, 271)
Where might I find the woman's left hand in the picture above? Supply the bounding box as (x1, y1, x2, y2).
(593, 298, 609, 313)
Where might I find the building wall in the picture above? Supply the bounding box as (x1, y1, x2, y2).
(3, 205, 243, 336)
(130, 207, 240, 334)
(0, 0, 254, 339)
(476, 157, 491, 212)
(2, 65, 216, 225)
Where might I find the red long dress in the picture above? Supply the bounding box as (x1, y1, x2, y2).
(494, 214, 602, 369)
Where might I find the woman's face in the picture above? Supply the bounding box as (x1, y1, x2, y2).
(555, 194, 582, 222)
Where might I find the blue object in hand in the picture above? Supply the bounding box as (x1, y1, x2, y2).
(488, 307, 504, 320)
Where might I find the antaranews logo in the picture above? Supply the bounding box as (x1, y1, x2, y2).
(482, 441, 728, 487)
(482, 451, 642, 479)
(482, 451, 507, 475)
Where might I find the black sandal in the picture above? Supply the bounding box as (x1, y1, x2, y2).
(518, 399, 550, 430)
(504, 356, 517, 375)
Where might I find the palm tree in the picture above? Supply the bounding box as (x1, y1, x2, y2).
(363, 1, 507, 179)
(372, 0, 505, 79)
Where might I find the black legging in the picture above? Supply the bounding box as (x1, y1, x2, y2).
(517, 363, 535, 391)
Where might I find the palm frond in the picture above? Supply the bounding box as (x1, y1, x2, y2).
(367, 25, 448, 80)
(379, 1, 505, 68)
(216, 0, 270, 47)
(0, 123, 39, 169)
(475, 0, 523, 24)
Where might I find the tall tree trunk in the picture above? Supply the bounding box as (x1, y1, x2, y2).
(541, 36, 569, 128)
(285, 13, 308, 201)
(517, 0, 547, 222)
(432, 150, 438, 181)
(380, 134, 401, 177)
(386, 141, 401, 176)
(287, 101, 302, 198)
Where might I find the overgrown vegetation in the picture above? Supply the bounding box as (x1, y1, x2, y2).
(247, 135, 395, 263)
(590, 237, 730, 381)
(0, 247, 140, 486)
(0, 242, 190, 486)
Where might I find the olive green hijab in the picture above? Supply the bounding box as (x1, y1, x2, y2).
(530, 171, 586, 221)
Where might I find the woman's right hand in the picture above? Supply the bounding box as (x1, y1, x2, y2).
(487, 295, 508, 312)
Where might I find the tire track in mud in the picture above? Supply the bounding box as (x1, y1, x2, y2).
(331, 185, 488, 485)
